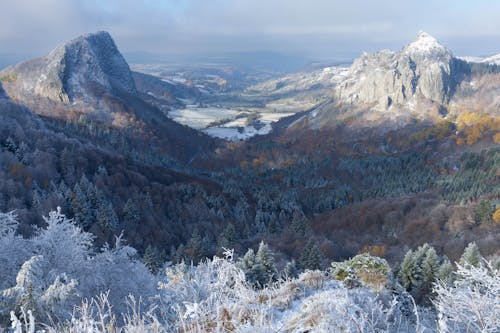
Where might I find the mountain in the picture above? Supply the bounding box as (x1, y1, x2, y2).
(282, 31, 500, 131)
(335, 31, 466, 108)
(0, 31, 135, 104)
(0, 31, 217, 162)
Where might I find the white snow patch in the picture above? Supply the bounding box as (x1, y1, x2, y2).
(259, 112, 296, 123)
(168, 108, 240, 129)
(204, 124, 272, 141)
(404, 31, 449, 57)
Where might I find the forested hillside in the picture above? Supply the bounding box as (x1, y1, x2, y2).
(0, 30, 499, 332)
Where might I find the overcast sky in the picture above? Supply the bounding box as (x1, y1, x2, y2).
(1, 0, 500, 60)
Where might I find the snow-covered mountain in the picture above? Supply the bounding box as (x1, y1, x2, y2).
(0, 31, 136, 104)
(0, 31, 218, 162)
(335, 31, 469, 109)
(284, 31, 500, 132)
(460, 53, 500, 66)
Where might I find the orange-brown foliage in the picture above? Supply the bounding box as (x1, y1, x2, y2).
(493, 207, 500, 224)
(360, 244, 387, 257)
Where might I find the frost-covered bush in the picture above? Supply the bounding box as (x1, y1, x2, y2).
(434, 261, 500, 333)
(2, 210, 500, 333)
(0, 209, 155, 325)
(0, 211, 30, 291)
(152, 250, 422, 333)
(330, 253, 391, 291)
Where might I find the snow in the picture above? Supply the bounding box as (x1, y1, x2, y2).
(458, 53, 500, 65)
(259, 112, 296, 123)
(404, 31, 449, 57)
(2, 208, 499, 332)
(204, 124, 272, 141)
(168, 107, 293, 141)
(168, 107, 240, 129)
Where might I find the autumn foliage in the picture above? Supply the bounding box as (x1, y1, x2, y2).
(454, 112, 500, 145)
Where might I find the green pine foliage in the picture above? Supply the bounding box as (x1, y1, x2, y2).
(399, 250, 417, 290)
(299, 240, 323, 270)
(143, 245, 162, 274)
(238, 242, 276, 287)
(459, 242, 481, 267)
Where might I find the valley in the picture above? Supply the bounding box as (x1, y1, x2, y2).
(130, 61, 347, 140)
(0, 27, 498, 332)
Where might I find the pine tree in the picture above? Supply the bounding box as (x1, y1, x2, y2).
(122, 199, 140, 225)
(173, 244, 186, 264)
(268, 214, 280, 233)
(299, 239, 323, 270)
(186, 229, 204, 263)
(291, 210, 308, 235)
(143, 245, 162, 274)
(283, 260, 299, 279)
(422, 247, 439, 286)
(59, 147, 75, 184)
(255, 241, 276, 284)
(31, 183, 44, 211)
(238, 248, 257, 285)
(420, 246, 439, 301)
(71, 184, 93, 229)
(399, 250, 417, 290)
(475, 200, 493, 224)
(4, 136, 19, 156)
(96, 198, 119, 231)
(437, 257, 454, 286)
(459, 242, 481, 267)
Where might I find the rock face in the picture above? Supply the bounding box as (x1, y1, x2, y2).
(0, 31, 136, 103)
(336, 32, 468, 108)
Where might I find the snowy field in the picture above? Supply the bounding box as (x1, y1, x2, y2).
(168, 107, 295, 141)
(168, 107, 241, 130)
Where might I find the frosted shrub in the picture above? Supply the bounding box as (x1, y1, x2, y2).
(434, 261, 500, 333)
(330, 253, 391, 291)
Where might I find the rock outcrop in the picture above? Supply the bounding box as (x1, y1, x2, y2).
(336, 32, 469, 109)
(0, 31, 136, 103)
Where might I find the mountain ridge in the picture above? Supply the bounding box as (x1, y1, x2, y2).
(0, 31, 136, 104)
(0, 31, 219, 163)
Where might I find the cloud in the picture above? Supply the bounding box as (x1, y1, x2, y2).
(1, 0, 500, 59)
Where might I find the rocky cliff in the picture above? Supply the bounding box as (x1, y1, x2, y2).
(0, 31, 136, 104)
(336, 32, 471, 109)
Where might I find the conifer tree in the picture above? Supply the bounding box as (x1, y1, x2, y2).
(399, 250, 417, 290)
(299, 239, 323, 270)
(437, 257, 454, 285)
(143, 245, 162, 274)
(475, 200, 493, 224)
(255, 241, 276, 284)
(96, 199, 119, 230)
(71, 184, 92, 229)
(122, 199, 140, 225)
(283, 260, 299, 279)
(291, 210, 308, 235)
(422, 247, 439, 286)
(459, 242, 481, 267)
(238, 248, 257, 285)
(186, 229, 204, 263)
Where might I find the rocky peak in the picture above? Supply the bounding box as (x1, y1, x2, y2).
(0, 31, 136, 103)
(403, 31, 452, 60)
(335, 31, 462, 109)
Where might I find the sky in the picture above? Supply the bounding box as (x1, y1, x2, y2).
(1, 0, 500, 61)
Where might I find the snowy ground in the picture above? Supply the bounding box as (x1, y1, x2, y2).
(168, 107, 294, 141)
